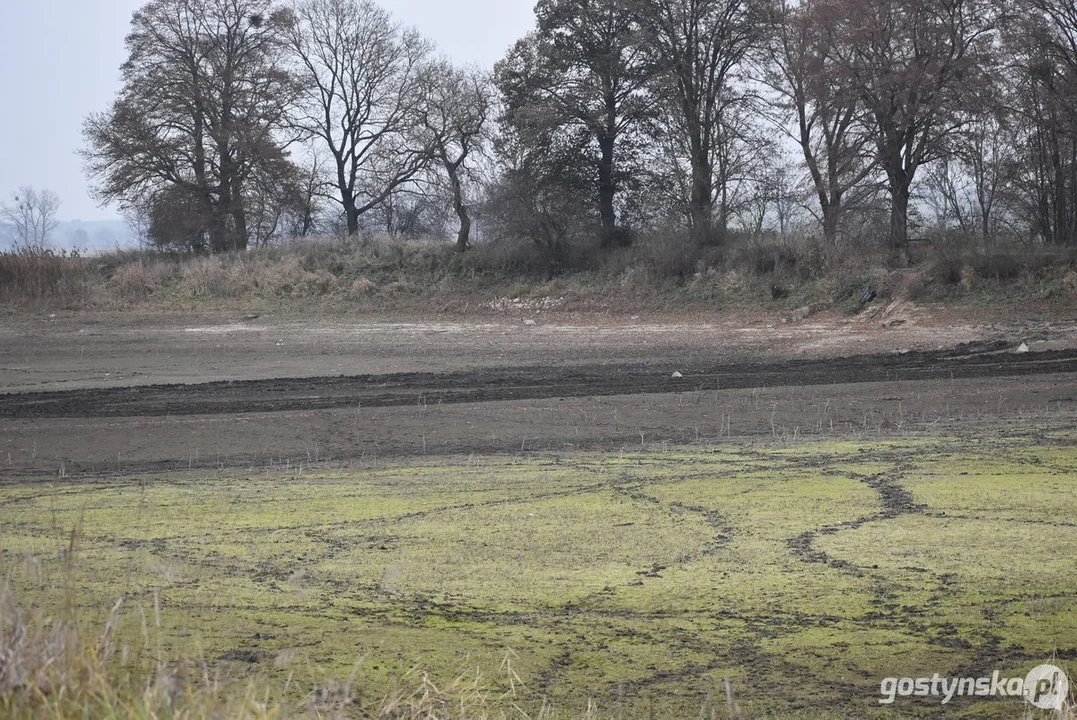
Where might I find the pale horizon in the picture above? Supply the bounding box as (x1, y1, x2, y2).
(0, 0, 533, 224)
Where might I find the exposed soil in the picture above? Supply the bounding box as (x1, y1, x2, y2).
(1, 304, 1073, 393)
(787, 461, 928, 592)
(2, 339, 1076, 420)
(1, 307, 1075, 482)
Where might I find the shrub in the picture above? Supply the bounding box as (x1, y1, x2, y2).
(972, 251, 1021, 281)
(904, 278, 929, 302)
(731, 235, 831, 281)
(5, 228, 1075, 313)
(635, 231, 720, 283)
(253, 256, 335, 298)
(108, 260, 174, 300)
(928, 244, 965, 285)
(347, 277, 376, 297)
(458, 238, 549, 278)
(176, 256, 236, 298)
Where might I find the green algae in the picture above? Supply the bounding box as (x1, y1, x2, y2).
(1, 435, 1074, 718)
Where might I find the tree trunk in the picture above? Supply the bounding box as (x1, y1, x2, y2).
(822, 203, 840, 245)
(1069, 137, 1077, 244)
(889, 179, 911, 266)
(200, 191, 220, 253)
(231, 203, 248, 251)
(230, 176, 248, 251)
(690, 162, 714, 245)
(451, 173, 471, 253)
(215, 188, 241, 252)
(208, 215, 229, 253)
(456, 208, 471, 253)
(342, 191, 360, 236)
(1051, 130, 1065, 244)
(207, 189, 231, 254)
(597, 133, 617, 247)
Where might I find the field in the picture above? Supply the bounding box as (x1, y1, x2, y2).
(2, 308, 1076, 717)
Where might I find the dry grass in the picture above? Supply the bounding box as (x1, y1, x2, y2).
(0, 579, 569, 719)
(907, 242, 1077, 303)
(7, 585, 1068, 719)
(0, 248, 92, 307)
(1, 234, 1074, 314)
(0, 586, 273, 718)
(107, 259, 174, 299)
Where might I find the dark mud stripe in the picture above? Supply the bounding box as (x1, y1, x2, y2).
(0, 345, 1075, 419)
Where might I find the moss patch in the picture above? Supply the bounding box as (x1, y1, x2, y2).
(3, 437, 1075, 717)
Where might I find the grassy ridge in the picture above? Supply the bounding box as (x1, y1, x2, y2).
(2, 435, 1075, 717)
(2, 235, 1075, 314)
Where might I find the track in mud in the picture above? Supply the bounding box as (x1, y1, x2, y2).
(1, 340, 1074, 419)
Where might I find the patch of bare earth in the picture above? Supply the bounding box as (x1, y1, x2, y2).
(0, 304, 1074, 482)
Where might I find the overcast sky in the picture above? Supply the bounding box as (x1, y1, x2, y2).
(0, 1, 533, 222)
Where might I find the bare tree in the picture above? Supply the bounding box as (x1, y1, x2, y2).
(419, 61, 492, 252)
(761, 0, 877, 244)
(359, 188, 449, 239)
(922, 159, 964, 232)
(123, 202, 153, 249)
(824, 0, 1000, 260)
(282, 156, 325, 238)
(962, 113, 1013, 245)
(1001, 0, 1077, 244)
(1028, 0, 1077, 130)
(735, 157, 805, 235)
(635, 0, 761, 245)
(246, 155, 309, 246)
(1006, 60, 1077, 243)
(283, 0, 434, 237)
(1, 187, 61, 250)
(82, 0, 298, 252)
(922, 110, 1013, 243)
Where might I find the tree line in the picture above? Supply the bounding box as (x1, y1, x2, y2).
(81, 0, 1077, 264)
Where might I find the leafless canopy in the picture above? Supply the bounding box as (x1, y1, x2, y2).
(635, 0, 762, 245)
(822, 0, 1000, 257)
(418, 61, 492, 252)
(78, 0, 1077, 253)
(761, 0, 878, 244)
(1, 187, 61, 250)
(283, 0, 434, 237)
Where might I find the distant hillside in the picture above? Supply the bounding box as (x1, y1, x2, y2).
(0, 219, 136, 253)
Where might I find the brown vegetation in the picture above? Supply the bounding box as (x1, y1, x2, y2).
(2, 235, 1075, 315)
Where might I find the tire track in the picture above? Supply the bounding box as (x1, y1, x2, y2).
(786, 463, 924, 576)
(1, 344, 1074, 419)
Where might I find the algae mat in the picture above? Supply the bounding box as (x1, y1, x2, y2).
(2, 434, 1075, 718)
